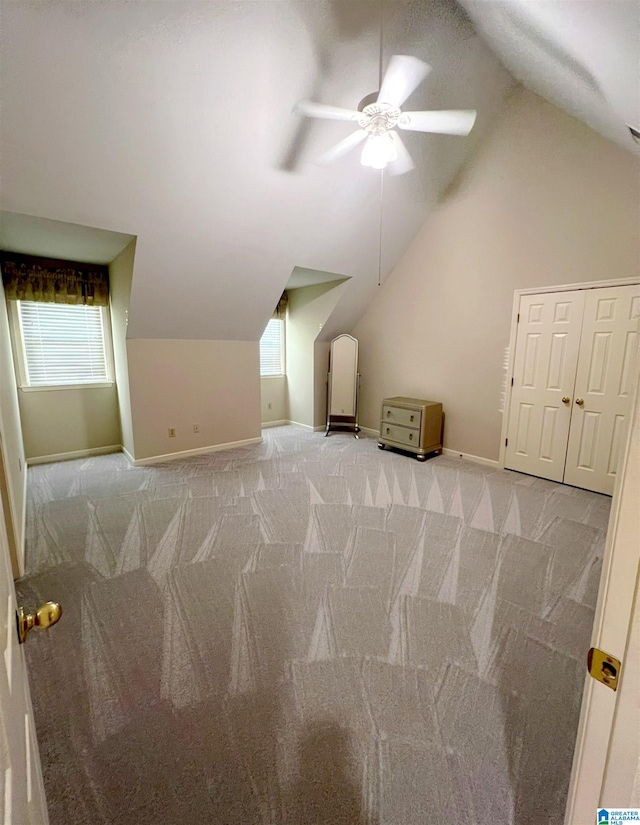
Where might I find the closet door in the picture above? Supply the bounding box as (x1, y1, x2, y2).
(505, 291, 585, 481)
(564, 285, 639, 495)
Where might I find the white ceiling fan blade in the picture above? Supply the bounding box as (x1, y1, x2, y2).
(387, 132, 415, 176)
(377, 55, 431, 109)
(315, 129, 368, 165)
(293, 100, 361, 122)
(399, 110, 477, 135)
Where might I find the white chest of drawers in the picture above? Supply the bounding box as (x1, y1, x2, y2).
(378, 396, 443, 461)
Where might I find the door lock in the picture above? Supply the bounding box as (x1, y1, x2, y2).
(17, 602, 62, 644)
(587, 647, 621, 691)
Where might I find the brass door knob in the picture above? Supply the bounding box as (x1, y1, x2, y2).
(17, 602, 62, 644)
(576, 398, 584, 406)
(562, 397, 571, 404)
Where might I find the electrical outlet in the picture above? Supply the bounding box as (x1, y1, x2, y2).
(168, 427, 176, 438)
(193, 424, 200, 433)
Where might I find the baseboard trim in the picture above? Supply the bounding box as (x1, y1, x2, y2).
(287, 420, 315, 431)
(442, 448, 499, 468)
(121, 446, 136, 465)
(132, 437, 263, 466)
(262, 420, 328, 433)
(359, 426, 379, 438)
(27, 445, 122, 466)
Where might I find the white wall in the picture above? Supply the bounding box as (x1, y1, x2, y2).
(314, 341, 331, 429)
(127, 339, 261, 460)
(18, 386, 121, 461)
(261, 376, 287, 425)
(286, 281, 349, 429)
(0, 285, 26, 574)
(109, 239, 136, 457)
(353, 88, 640, 461)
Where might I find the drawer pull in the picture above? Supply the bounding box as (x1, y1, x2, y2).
(410, 415, 414, 422)
(386, 428, 390, 434)
(409, 433, 413, 440)
(387, 410, 391, 417)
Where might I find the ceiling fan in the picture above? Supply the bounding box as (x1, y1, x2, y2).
(293, 55, 477, 175)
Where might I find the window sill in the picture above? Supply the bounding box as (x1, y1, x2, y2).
(260, 374, 286, 379)
(19, 382, 115, 393)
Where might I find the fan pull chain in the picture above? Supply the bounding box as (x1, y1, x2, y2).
(379, 0, 384, 90)
(378, 167, 384, 287)
(377, 0, 384, 287)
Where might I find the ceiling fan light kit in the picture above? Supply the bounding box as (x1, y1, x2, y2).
(361, 133, 398, 169)
(293, 55, 477, 175)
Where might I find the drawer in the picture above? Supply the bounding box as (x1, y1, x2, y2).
(381, 405, 421, 429)
(380, 422, 419, 448)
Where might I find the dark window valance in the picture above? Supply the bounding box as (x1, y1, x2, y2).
(0, 252, 109, 306)
(273, 291, 288, 320)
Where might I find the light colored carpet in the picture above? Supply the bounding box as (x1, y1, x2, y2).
(16, 426, 609, 825)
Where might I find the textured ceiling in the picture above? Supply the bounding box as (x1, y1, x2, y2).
(0, 0, 514, 341)
(3, 2, 634, 341)
(459, 0, 640, 154)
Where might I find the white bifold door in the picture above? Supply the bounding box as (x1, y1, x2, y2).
(505, 284, 639, 495)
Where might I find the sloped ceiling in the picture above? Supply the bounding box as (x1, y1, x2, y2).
(0, 212, 134, 265)
(459, 0, 640, 154)
(0, 0, 514, 341)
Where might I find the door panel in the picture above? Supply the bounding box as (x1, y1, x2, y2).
(564, 285, 640, 494)
(506, 291, 585, 481)
(0, 475, 48, 823)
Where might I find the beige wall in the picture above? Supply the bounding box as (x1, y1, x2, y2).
(314, 341, 331, 429)
(286, 281, 348, 429)
(0, 285, 26, 574)
(109, 239, 136, 457)
(261, 376, 287, 425)
(18, 385, 121, 460)
(352, 87, 640, 461)
(127, 339, 261, 460)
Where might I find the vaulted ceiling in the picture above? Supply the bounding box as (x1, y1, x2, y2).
(459, 0, 640, 153)
(0, 1, 636, 343)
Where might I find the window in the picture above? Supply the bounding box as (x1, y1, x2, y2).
(12, 301, 113, 388)
(260, 318, 284, 376)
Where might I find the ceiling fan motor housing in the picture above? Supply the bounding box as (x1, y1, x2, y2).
(357, 102, 401, 135)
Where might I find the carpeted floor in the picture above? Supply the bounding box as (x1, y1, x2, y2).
(16, 426, 610, 824)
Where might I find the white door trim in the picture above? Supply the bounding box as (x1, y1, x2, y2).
(499, 277, 640, 470)
(564, 362, 640, 822)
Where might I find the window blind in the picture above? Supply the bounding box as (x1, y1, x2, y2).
(260, 319, 284, 376)
(17, 301, 110, 386)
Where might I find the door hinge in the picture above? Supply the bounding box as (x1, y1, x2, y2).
(587, 647, 621, 691)
(505, 438, 508, 447)
(517, 313, 520, 323)
(511, 377, 514, 387)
